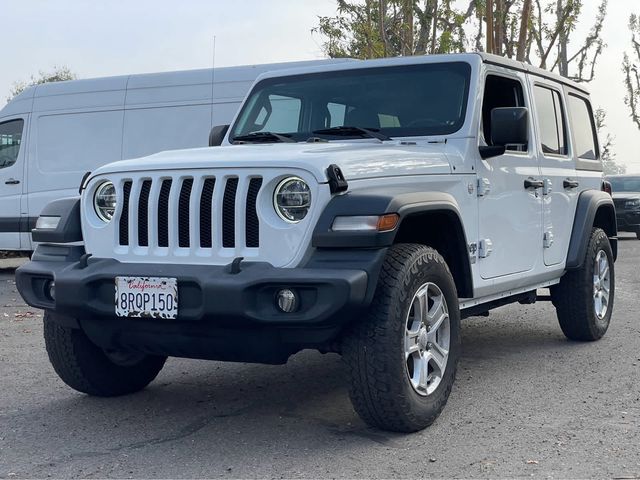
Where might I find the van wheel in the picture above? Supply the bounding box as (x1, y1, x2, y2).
(44, 312, 166, 396)
(342, 244, 461, 432)
(552, 228, 614, 341)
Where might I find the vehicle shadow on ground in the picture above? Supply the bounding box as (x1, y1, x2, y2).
(11, 312, 581, 472)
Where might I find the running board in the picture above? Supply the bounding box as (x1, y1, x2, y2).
(459, 279, 560, 318)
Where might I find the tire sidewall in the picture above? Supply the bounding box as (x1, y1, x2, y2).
(388, 247, 461, 423)
(585, 230, 615, 338)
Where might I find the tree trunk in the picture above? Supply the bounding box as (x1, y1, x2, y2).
(486, 0, 494, 54)
(494, 0, 504, 55)
(517, 0, 532, 61)
(378, 0, 389, 57)
(402, 0, 414, 55)
(557, 0, 569, 76)
(431, 0, 438, 54)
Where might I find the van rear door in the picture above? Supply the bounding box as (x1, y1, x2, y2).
(0, 117, 27, 250)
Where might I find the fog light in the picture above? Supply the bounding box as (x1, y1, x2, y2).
(46, 280, 56, 301)
(276, 289, 298, 313)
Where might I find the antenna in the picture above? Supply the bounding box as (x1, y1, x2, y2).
(210, 35, 216, 128)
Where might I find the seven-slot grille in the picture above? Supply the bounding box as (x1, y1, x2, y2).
(117, 176, 263, 250)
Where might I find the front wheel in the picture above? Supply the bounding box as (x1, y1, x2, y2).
(44, 313, 166, 396)
(552, 228, 614, 341)
(342, 244, 461, 432)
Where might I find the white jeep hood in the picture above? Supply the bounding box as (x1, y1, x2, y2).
(90, 141, 452, 183)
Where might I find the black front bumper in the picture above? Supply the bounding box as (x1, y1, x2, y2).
(16, 245, 385, 363)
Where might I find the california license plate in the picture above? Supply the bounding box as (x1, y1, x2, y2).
(115, 277, 178, 319)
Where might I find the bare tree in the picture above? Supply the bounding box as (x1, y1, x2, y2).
(623, 14, 640, 131)
(517, 0, 532, 60)
(7, 66, 77, 103)
(315, 0, 607, 84)
(314, 0, 477, 59)
(595, 108, 625, 175)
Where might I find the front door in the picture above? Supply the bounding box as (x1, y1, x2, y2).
(476, 72, 543, 279)
(0, 117, 27, 250)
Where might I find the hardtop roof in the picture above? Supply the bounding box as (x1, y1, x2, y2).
(252, 52, 590, 96)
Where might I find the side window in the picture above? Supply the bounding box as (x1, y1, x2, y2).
(481, 75, 526, 151)
(533, 85, 567, 156)
(567, 94, 599, 160)
(0, 119, 24, 169)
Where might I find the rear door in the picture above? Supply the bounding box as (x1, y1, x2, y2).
(0, 117, 27, 249)
(529, 79, 577, 266)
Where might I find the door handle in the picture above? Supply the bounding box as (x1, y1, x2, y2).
(563, 179, 579, 189)
(4, 178, 20, 185)
(524, 177, 544, 190)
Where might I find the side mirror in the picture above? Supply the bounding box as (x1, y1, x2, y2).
(491, 107, 528, 146)
(209, 124, 230, 147)
(480, 107, 528, 160)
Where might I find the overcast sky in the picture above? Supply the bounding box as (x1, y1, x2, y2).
(1, 0, 639, 171)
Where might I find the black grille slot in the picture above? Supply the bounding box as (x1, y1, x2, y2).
(222, 178, 238, 248)
(245, 178, 262, 248)
(200, 178, 215, 248)
(158, 179, 172, 247)
(178, 178, 194, 248)
(119, 181, 132, 246)
(137, 180, 152, 247)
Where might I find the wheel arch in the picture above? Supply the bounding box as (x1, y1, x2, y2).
(566, 189, 618, 269)
(394, 207, 473, 299)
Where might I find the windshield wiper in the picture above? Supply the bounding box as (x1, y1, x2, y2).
(232, 131, 295, 144)
(311, 126, 392, 141)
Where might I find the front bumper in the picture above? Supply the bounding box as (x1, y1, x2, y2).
(16, 245, 385, 363)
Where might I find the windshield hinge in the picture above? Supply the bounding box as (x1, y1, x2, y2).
(326, 164, 348, 194)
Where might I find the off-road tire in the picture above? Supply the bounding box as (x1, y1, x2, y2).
(44, 312, 166, 396)
(552, 228, 614, 341)
(342, 244, 461, 432)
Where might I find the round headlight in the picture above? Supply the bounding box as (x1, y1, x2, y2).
(273, 177, 311, 223)
(94, 181, 117, 222)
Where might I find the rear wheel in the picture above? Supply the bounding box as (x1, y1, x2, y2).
(552, 228, 614, 341)
(342, 244, 461, 432)
(44, 313, 166, 396)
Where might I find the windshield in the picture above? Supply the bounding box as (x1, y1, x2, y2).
(609, 176, 640, 193)
(230, 62, 472, 142)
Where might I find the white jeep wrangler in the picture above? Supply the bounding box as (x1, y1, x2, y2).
(17, 53, 617, 432)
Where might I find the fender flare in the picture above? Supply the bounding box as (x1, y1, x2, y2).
(31, 197, 82, 244)
(566, 189, 617, 270)
(312, 188, 474, 297)
(312, 189, 465, 248)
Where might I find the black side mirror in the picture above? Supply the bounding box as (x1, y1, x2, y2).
(480, 107, 528, 160)
(491, 107, 528, 146)
(209, 124, 230, 147)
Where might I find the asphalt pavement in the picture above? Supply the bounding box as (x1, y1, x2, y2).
(1, 238, 639, 479)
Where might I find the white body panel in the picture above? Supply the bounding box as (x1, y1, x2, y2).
(0, 59, 352, 251)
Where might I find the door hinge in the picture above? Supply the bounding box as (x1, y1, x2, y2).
(543, 178, 553, 196)
(477, 178, 491, 197)
(479, 239, 493, 258)
(468, 242, 478, 264)
(543, 231, 554, 248)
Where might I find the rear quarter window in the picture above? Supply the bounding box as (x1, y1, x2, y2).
(567, 94, 601, 170)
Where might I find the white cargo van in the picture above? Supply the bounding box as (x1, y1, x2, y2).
(0, 59, 350, 252)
